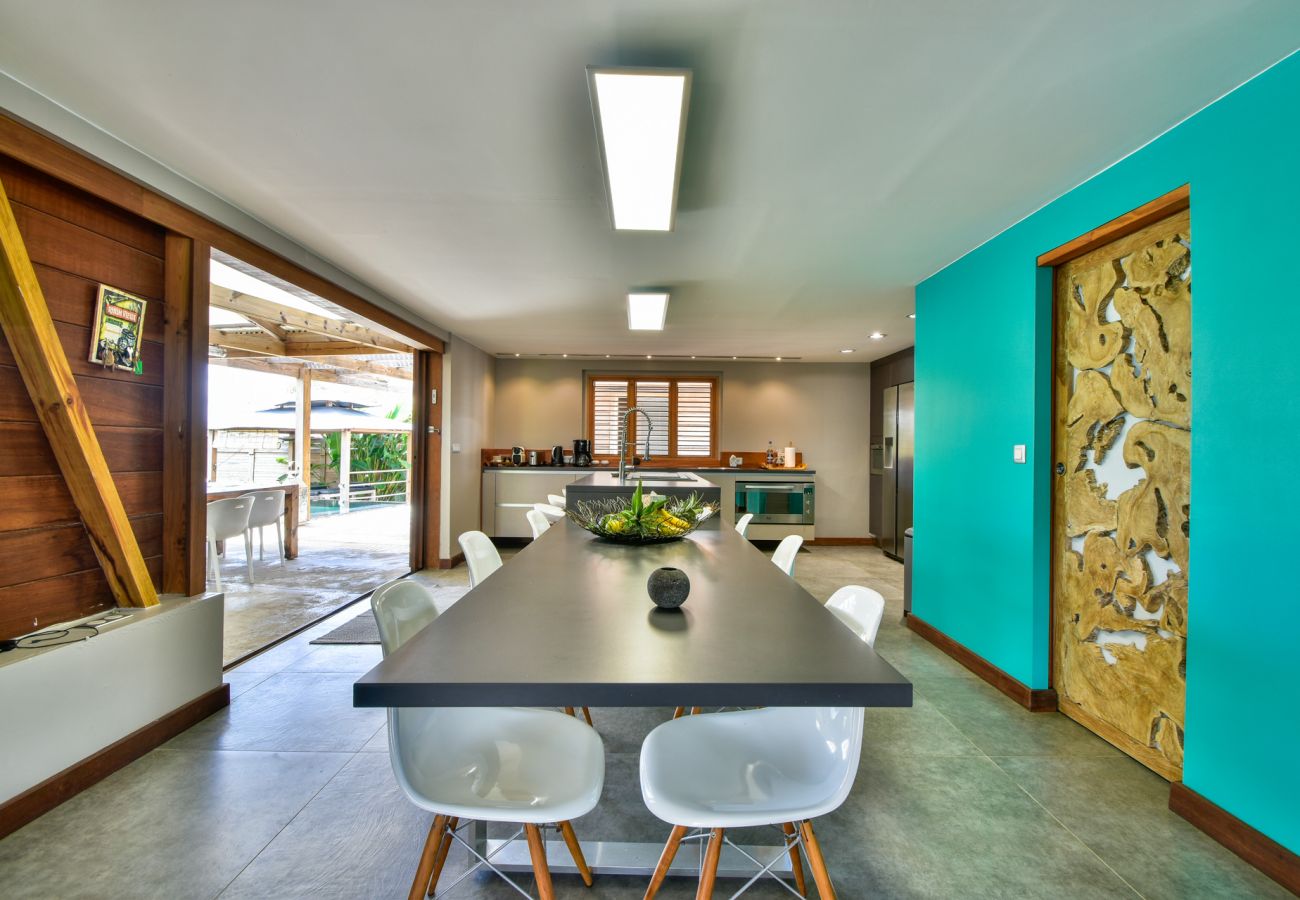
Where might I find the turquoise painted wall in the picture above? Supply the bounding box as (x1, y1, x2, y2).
(914, 50, 1300, 853)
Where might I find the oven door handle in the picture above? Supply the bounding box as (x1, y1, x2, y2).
(740, 484, 808, 492)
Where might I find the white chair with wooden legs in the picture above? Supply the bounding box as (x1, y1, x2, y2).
(206, 497, 254, 590)
(547, 493, 567, 508)
(526, 508, 551, 541)
(771, 534, 804, 577)
(640, 706, 864, 899)
(458, 531, 502, 588)
(241, 490, 286, 567)
(825, 585, 886, 647)
(734, 513, 754, 538)
(534, 502, 566, 524)
(371, 580, 605, 900)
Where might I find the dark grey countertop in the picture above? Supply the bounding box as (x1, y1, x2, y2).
(353, 521, 911, 708)
(567, 471, 718, 490)
(484, 465, 817, 475)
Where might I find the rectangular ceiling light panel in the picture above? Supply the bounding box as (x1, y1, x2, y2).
(589, 67, 691, 231)
(627, 292, 670, 330)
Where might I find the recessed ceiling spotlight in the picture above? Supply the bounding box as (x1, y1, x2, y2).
(605, 354, 611, 358)
(646, 354, 653, 359)
(776, 357, 782, 362)
(627, 291, 670, 330)
(588, 67, 692, 231)
(690, 355, 696, 359)
(869, 332, 886, 340)
(840, 348, 855, 354)
(514, 353, 520, 357)
(732, 356, 738, 360)
(562, 353, 569, 358)
(907, 313, 916, 319)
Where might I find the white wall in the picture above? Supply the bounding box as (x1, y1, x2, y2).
(440, 335, 496, 559)
(491, 359, 872, 538)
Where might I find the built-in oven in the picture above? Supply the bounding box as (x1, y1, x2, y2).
(735, 481, 815, 525)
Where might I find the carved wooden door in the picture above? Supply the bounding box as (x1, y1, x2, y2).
(1051, 209, 1190, 780)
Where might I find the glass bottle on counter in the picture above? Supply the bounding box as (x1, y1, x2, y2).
(766, 441, 776, 466)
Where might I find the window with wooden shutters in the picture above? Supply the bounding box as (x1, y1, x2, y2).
(585, 375, 719, 464)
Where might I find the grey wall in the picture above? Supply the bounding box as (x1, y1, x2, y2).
(440, 336, 495, 558)
(491, 358, 872, 538)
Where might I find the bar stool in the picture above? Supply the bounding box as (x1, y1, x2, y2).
(734, 513, 754, 538)
(206, 497, 254, 590)
(640, 706, 865, 899)
(526, 508, 550, 540)
(371, 580, 604, 900)
(771, 534, 804, 577)
(458, 531, 502, 588)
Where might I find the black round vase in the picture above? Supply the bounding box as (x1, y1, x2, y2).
(647, 567, 690, 609)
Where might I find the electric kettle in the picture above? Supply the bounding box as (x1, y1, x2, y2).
(550, 445, 565, 466)
(510, 446, 525, 466)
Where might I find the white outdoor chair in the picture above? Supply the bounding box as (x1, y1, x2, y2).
(547, 493, 567, 508)
(640, 706, 865, 898)
(371, 580, 604, 899)
(458, 530, 502, 588)
(826, 585, 887, 647)
(206, 497, 254, 590)
(241, 490, 286, 566)
(534, 502, 566, 524)
(526, 508, 550, 541)
(734, 513, 754, 538)
(771, 534, 804, 577)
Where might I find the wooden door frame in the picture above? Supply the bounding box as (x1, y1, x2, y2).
(1038, 184, 1189, 778)
(409, 349, 442, 571)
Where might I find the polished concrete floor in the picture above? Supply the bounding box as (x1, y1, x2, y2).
(0, 545, 1285, 899)
(220, 504, 411, 664)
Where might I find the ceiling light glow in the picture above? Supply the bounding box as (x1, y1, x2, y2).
(840, 348, 855, 354)
(869, 332, 886, 340)
(589, 68, 691, 231)
(627, 291, 670, 330)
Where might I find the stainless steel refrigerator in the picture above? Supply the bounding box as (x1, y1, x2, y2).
(880, 382, 914, 561)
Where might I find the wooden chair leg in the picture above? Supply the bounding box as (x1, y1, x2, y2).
(564, 706, 576, 717)
(644, 824, 688, 900)
(690, 707, 702, 715)
(782, 822, 807, 896)
(799, 820, 836, 899)
(409, 815, 446, 900)
(673, 707, 687, 719)
(525, 823, 554, 900)
(557, 820, 593, 887)
(426, 816, 458, 896)
(696, 828, 724, 900)
(581, 706, 594, 726)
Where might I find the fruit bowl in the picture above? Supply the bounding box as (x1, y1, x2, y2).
(566, 482, 715, 544)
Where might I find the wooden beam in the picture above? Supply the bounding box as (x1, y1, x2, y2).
(302, 354, 414, 381)
(208, 328, 286, 357)
(1037, 184, 1190, 268)
(0, 177, 158, 608)
(162, 234, 209, 596)
(296, 369, 312, 523)
(279, 338, 393, 357)
(209, 356, 389, 388)
(211, 285, 411, 353)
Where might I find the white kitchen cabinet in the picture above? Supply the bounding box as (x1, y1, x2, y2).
(481, 469, 588, 538)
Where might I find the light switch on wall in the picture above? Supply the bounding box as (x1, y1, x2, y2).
(451, 443, 462, 453)
(1013, 444, 1027, 464)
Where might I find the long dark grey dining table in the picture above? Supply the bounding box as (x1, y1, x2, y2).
(353, 519, 913, 879)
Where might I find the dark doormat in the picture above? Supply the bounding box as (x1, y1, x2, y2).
(311, 611, 380, 645)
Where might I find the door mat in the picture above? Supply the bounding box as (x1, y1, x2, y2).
(311, 611, 380, 644)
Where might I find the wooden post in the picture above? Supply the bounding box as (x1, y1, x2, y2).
(339, 429, 352, 515)
(295, 368, 312, 522)
(0, 177, 158, 607)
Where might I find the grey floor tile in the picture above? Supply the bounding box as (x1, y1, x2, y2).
(223, 668, 273, 699)
(0, 749, 349, 900)
(166, 672, 386, 753)
(280, 643, 383, 673)
(994, 756, 1294, 900)
(862, 694, 983, 757)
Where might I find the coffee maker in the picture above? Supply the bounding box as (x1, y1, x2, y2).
(572, 439, 592, 467)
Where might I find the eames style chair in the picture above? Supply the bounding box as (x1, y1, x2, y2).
(771, 534, 804, 577)
(458, 530, 502, 588)
(371, 580, 605, 899)
(206, 497, 254, 590)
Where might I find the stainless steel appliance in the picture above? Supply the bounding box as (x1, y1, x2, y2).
(527, 450, 540, 466)
(549, 445, 565, 466)
(880, 382, 914, 561)
(735, 481, 815, 525)
(572, 439, 592, 467)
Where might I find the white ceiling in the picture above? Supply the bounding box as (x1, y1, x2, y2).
(1, 2, 1297, 362)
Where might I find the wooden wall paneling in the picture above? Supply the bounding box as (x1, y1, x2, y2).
(0, 515, 164, 587)
(0, 115, 444, 353)
(162, 234, 208, 595)
(7, 203, 163, 298)
(31, 264, 165, 343)
(0, 558, 164, 652)
(409, 350, 442, 571)
(0, 471, 158, 532)
(0, 177, 158, 610)
(0, 364, 163, 427)
(0, 423, 162, 477)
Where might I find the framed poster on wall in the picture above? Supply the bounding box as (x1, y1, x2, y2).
(88, 284, 147, 373)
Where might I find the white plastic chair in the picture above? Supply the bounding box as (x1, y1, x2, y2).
(547, 493, 567, 508)
(206, 498, 254, 590)
(771, 534, 804, 577)
(525, 508, 551, 541)
(241, 490, 285, 565)
(458, 531, 502, 588)
(371, 580, 604, 898)
(640, 706, 865, 898)
(534, 502, 566, 524)
(826, 585, 887, 647)
(734, 513, 754, 538)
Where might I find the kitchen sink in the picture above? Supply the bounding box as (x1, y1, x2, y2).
(626, 472, 695, 481)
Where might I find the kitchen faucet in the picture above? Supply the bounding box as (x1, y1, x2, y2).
(618, 406, 653, 483)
